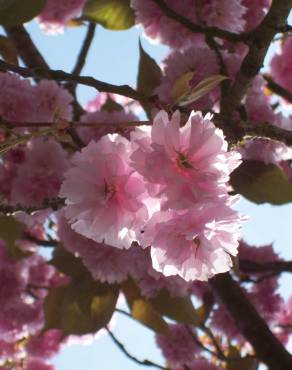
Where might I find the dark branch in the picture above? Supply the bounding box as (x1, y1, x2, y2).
(220, 0, 292, 120)
(23, 233, 58, 248)
(209, 273, 292, 370)
(0, 198, 65, 216)
(152, 0, 248, 42)
(106, 328, 167, 370)
(263, 74, 292, 103)
(0, 59, 147, 103)
(72, 23, 96, 76)
(4, 25, 50, 72)
(240, 259, 292, 274)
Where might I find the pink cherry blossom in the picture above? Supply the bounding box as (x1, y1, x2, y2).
(242, 0, 271, 31)
(26, 330, 63, 359)
(10, 137, 68, 206)
(184, 358, 223, 370)
(79, 109, 137, 145)
(238, 138, 292, 166)
(211, 305, 243, 342)
(131, 110, 241, 210)
(25, 359, 55, 370)
(156, 47, 219, 110)
(131, 0, 203, 49)
(0, 73, 35, 123)
(32, 81, 73, 122)
(156, 324, 199, 366)
(201, 0, 246, 33)
(140, 198, 242, 281)
(271, 37, 292, 93)
(60, 135, 148, 248)
(57, 214, 149, 283)
(38, 0, 87, 34)
(139, 267, 190, 299)
(245, 76, 275, 124)
(131, 0, 247, 49)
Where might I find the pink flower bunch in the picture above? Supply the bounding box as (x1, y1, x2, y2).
(0, 73, 73, 126)
(60, 135, 148, 249)
(242, 0, 271, 31)
(57, 214, 149, 283)
(37, 0, 87, 33)
(0, 241, 64, 343)
(156, 46, 219, 111)
(156, 324, 200, 366)
(131, 0, 248, 49)
(79, 105, 137, 145)
(60, 109, 242, 282)
(10, 137, 68, 207)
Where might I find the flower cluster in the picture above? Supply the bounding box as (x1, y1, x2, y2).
(61, 110, 242, 281)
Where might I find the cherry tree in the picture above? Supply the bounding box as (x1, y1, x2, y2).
(0, 1, 291, 370)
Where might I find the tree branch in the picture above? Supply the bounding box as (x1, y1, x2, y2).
(220, 0, 292, 120)
(209, 272, 292, 370)
(152, 0, 249, 42)
(0, 198, 65, 215)
(263, 74, 292, 103)
(72, 23, 96, 76)
(0, 59, 147, 103)
(240, 260, 292, 274)
(106, 328, 167, 370)
(4, 25, 50, 72)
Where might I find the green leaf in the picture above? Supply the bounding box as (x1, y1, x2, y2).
(150, 289, 202, 326)
(102, 96, 124, 112)
(50, 246, 89, 279)
(83, 0, 134, 30)
(137, 40, 162, 117)
(0, 216, 29, 259)
(171, 71, 195, 104)
(226, 346, 258, 370)
(0, 0, 46, 26)
(0, 35, 18, 65)
(44, 277, 119, 336)
(230, 160, 292, 205)
(178, 75, 227, 107)
(122, 280, 169, 334)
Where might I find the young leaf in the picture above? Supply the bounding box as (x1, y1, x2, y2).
(171, 71, 195, 104)
(227, 346, 258, 370)
(150, 289, 202, 326)
(83, 0, 134, 30)
(137, 40, 162, 117)
(178, 74, 227, 107)
(0, 0, 46, 26)
(122, 279, 169, 334)
(0, 216, 29, 260)
(44, 278, 119, 336)
(230, 160, 292, 205)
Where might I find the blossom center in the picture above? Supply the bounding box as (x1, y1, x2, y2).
(176, 152, 193, 170)
(103, 180, 116, 201)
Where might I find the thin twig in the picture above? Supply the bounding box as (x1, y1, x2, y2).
(106, 328, 167, 370)
(0, 59, 147, 103)
(0, 198, 65, 215)
(23, 233, 58, 247)
(72, 23, 96, 77)
(263, 74, 292, 103)
(152, 0, 249, 42)
(0, 119, 150, 129)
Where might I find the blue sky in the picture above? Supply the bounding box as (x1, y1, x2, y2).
(5, 19, 292, 370)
